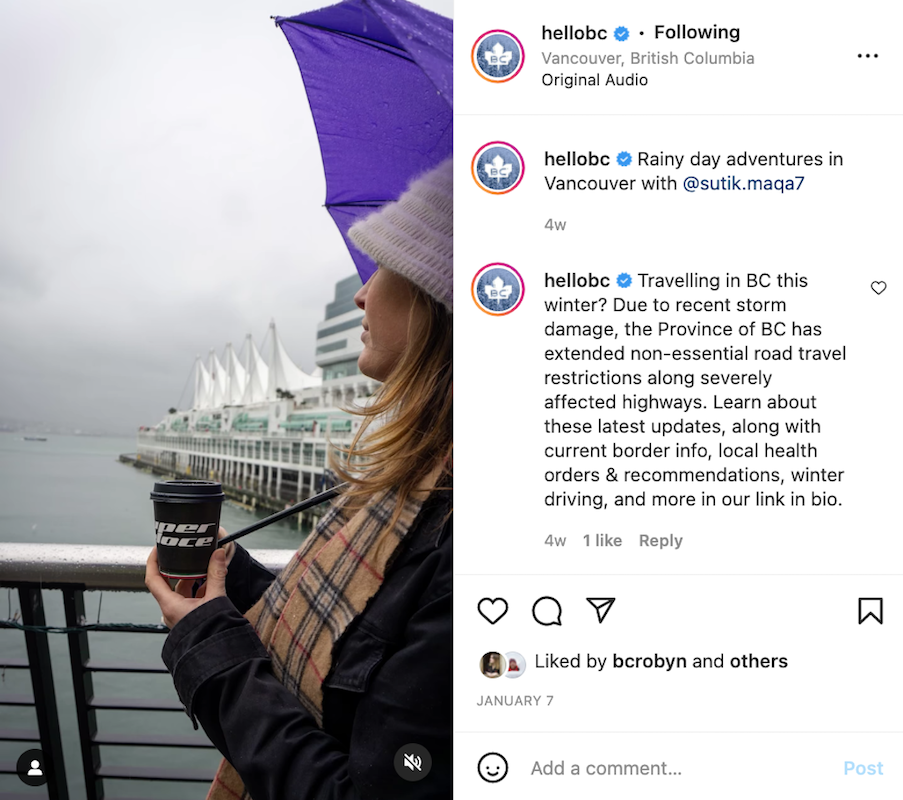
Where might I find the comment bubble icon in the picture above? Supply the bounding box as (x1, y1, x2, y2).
(532, 596, 563, 626)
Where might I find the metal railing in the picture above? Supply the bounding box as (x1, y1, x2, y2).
(0, 543, 292, 800)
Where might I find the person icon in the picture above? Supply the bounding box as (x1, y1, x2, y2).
(507, 657, 519, 673)
(16, 750, 48, 787)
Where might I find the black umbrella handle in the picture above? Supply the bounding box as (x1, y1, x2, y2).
(217, 483, 346, 548)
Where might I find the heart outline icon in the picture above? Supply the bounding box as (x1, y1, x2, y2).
(477, 597, 509, 624)
(871, 281, 887, 295)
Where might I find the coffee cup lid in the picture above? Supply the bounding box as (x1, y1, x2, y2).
(150, 480, 225, 502)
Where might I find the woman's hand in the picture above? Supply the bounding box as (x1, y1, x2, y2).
(149, 528, 236, 625)
(215, 526, 236, 566)
(145, 546, 228, 629)
(170, 526, 235, 598)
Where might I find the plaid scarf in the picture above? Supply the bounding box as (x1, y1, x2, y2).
(207, 486, 427, 800)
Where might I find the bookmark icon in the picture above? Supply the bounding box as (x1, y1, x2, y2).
(858, 598, 883, 625)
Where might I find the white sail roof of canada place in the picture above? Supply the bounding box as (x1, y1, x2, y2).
(223, 342, 246, 406)
(208, 349, 227, 408)
(266, 320, 322, 398)
(192, 357, 213, 410)
(240, 334, 269, 405)
(182, 323, 318, 411)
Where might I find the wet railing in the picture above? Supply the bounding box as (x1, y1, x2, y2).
(0, 543, 292, 800)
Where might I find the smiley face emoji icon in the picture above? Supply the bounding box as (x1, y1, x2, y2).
(478, 752, 509, 783)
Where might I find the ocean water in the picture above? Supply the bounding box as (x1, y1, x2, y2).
(0, 433, 307, 799)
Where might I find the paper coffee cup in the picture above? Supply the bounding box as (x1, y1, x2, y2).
(150, 480, 225, 580)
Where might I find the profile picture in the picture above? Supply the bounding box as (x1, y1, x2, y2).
(504, 651, 526, 678)
(471, 30, 524, 82)
(471, 142, 525, 194)
(481, 652, 505, 678)
(472, 263, 525, 316)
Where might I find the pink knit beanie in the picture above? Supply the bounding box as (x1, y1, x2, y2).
(348, 158, 453, 312)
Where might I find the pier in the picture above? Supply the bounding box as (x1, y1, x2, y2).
(126, 427, 351, 524)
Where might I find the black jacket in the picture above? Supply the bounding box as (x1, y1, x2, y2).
(162, 492, 452, 799)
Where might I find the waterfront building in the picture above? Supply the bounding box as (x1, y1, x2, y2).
(135, 275, 375, 517)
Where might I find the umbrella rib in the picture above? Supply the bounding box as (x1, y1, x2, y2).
(275, 19, 416, 63)
(325, 201, 392, 208)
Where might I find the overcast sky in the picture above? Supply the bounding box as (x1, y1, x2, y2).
(0, 0, 452, 435)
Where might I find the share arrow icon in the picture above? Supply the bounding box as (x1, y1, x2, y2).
(586, 597, 615, 623)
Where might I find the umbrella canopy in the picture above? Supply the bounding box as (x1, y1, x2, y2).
(275, 0, 453, 283)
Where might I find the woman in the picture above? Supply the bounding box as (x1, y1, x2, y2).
(481, 653, 502, 678)
(146, 158, 453, 800)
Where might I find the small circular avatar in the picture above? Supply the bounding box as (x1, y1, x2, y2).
(472, 30, 525, 82)
(472, 263, 525, 316)
(480, 651, 504, 678)
(471, 142, 525, 194)
(504, 651, 526, 678)
(478, 752, 509, 783)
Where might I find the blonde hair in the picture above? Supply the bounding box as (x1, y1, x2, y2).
(331, 284, 452, 529)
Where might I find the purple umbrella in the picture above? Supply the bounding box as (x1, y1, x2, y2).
(275, 0, 453, 283)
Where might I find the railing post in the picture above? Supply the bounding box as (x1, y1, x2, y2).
(18, 586, 69, 800)
(63, 587, 104, 800)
